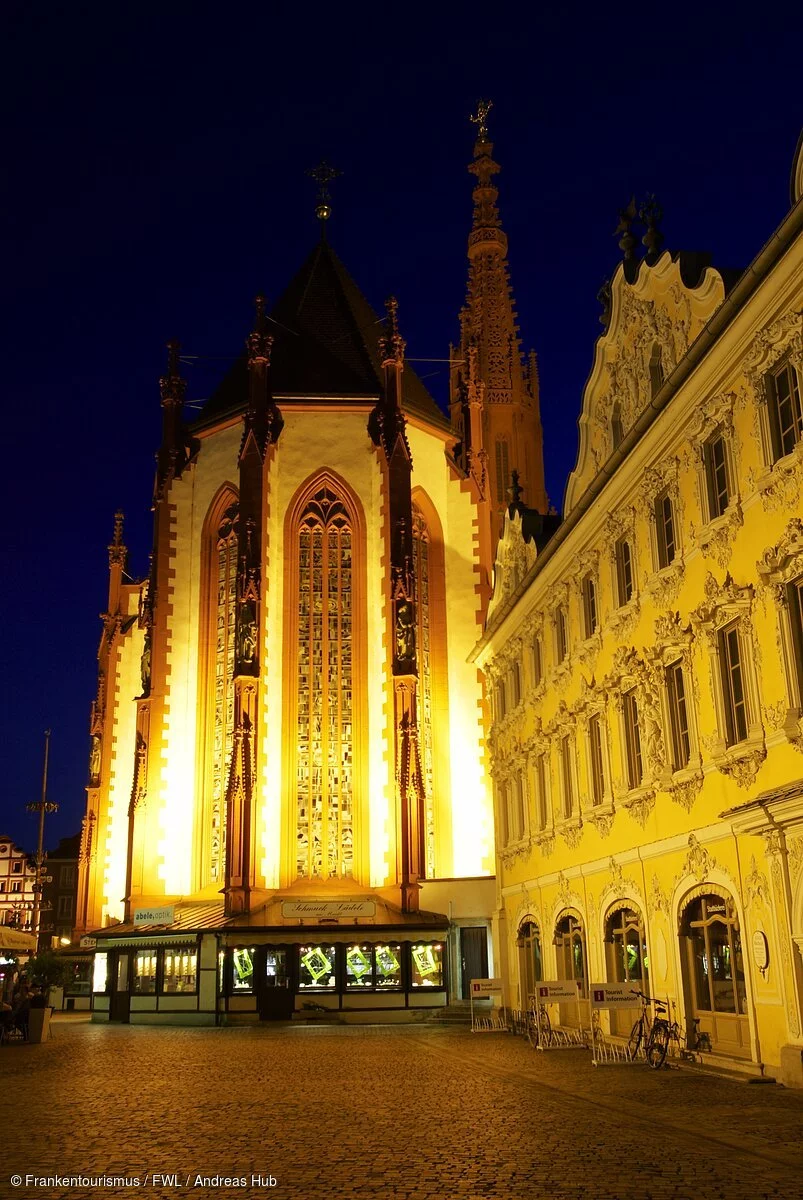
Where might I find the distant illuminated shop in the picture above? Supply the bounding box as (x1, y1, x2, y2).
(89, 906, 452, 1025)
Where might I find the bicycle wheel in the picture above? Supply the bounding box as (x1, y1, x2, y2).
(540, 1007, 552, 1047)
(646, 1020, 670, 1068)
(627, 1018, 643, 1059)
(526, 1011, 538, 1048)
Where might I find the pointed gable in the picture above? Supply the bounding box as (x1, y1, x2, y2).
(196, 241, 449, 432)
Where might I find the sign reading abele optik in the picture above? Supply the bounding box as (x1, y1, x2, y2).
(133, 905, 175, 927)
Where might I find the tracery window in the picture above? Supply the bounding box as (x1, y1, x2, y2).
(211, 502, 238, 883)
(412, 505, 435, 876)
(495, 439, 510, 504)
(296, 485, 354, 879)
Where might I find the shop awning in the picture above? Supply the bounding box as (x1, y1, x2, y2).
(0, 928, 38, 951)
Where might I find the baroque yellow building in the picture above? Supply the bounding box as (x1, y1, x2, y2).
(76, 123, 545, 1024)
(475, 132, 803, 1084)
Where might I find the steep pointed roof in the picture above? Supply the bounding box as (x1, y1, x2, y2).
(196, 241, 449, 431)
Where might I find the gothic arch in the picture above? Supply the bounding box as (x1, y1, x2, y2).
(194, 482, 240, 890)
(281, 469, 369, 886)
(411, 486, 452, 876)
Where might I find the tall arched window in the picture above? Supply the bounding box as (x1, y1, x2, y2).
(412, 504, 434, 875)
(517, 919, 542, 1003)
(198, 492, 238, 886)
(295, 484, 355, 880)
(411, 491, 450, 878)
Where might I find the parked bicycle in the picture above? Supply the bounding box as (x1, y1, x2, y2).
(645, 999, 712, 1068)
(525, 995, 553, 1048)
(626, 989, 658, 1060)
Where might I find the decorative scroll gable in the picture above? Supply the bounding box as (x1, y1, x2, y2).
(565, 254, 726, 515)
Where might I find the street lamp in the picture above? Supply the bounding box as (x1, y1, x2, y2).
(26, 730, 59, 945)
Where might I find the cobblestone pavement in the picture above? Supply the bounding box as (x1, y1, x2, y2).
(3, 1018, 803, 1200)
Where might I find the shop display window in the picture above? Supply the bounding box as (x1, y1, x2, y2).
(298, 943, 337, 989)
(410, 942, 444, 988)
(344, 943, 403, 990)
(133, 950, 157, 994)
(92, 952, 109, 994)
(232, 946, 256, 992)
(162, 949, 197, 994)
(67, 961, 92, 995)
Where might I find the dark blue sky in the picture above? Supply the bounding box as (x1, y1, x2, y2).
(2, 3, 802, 851)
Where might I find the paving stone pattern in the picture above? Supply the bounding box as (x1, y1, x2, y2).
(3, 1020, 803, 1200)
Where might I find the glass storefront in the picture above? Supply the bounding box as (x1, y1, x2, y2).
(345, 943, 402, 990)
(298, 944, 337, 990)
(410, 942, 444, 988)
(162, 949, 197, 993)
(133, 950, 157, 994)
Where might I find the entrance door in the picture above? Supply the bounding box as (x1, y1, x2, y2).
(257, 949, 294, 1021)
(109, 952, 131, 1023)
(460, 927, 488, 999)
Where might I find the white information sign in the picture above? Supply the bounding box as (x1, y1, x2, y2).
(79, 935, 98, 949)
(281, 900, 376, 920)
(590, 983, 641, 1009)
(534, 980, 582, 1002)
(133, 906, 175, 927)
(470, 978, 503, 997)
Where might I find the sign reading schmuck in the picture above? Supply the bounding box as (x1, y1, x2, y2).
(281, 900, 376, 920)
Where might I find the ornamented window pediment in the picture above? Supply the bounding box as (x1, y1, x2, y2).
(757, 517, 803, 589)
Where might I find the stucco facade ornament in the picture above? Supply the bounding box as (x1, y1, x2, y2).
(683, 833, 715, 881)
(743, 855, 770, 910)
(718, 745, 766, 788)
(559, 820, 584, 850)
(647, 872, 669, 917)
(623, 789, 656, 827)
(586, 808, 615, 838)
(556, 870, 579, 910)
(665, 772, 703, 812)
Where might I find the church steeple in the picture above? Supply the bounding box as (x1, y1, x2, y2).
(451, 101, 547, 550)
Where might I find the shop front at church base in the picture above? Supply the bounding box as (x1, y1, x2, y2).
(87, 884, 495, 1026)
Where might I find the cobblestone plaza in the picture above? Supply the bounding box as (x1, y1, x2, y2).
(3, 1019, 803, 1200)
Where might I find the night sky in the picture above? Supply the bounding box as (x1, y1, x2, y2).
(3, 3, 802, 853)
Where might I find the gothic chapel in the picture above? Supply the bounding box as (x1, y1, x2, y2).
(78, 113, 546, 1023)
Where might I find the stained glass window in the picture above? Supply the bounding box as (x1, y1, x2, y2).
(211, 502, 238, 883)
(296, 487, 354, 879)
(412, 505, 435, 877)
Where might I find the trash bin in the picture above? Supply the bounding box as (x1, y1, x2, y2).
(27, 1007, 52, 1044)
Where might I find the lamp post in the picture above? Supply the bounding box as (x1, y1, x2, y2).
(26, 729, 58, 946)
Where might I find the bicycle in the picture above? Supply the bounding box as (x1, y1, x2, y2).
(645, 1000, 712, 1068)
(626, 988, 659, 1060)
(525, 995, 553, 1048)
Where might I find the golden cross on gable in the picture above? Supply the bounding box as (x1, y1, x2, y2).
(470, 99, 493, 140)
(306, 160, 342, 222)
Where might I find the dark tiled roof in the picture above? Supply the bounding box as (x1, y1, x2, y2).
(721, 778, 803, 817)
(195, 240, 450, 433)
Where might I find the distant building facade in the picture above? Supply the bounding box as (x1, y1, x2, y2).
(40, 833, 80, 948)
(476, 133, 803, 1085)
(76, 121, 546, 1024)
(0, 836, 36, 934)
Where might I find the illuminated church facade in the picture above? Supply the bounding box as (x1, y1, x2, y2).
(77, 118, 545, 1023)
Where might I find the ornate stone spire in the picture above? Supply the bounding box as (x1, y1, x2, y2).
(243, 293, 282, 456)
(451, 101, 547, 551)
(155, 339, 188, 501)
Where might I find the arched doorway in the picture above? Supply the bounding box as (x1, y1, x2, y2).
(604, 902, 648, 1036)
(554, 911, 587, 1027)
(517, 919, 542, 1007)
(679, 888, 749, 1058)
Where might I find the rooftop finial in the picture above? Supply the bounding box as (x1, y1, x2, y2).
(614, 196, 638, 261)
(112, 510, 124, 546)
(639, 194, 664, 262)
(306, 160, 342, 227)
(470, 98, 493, 143)
(378, 296, 406, 366)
